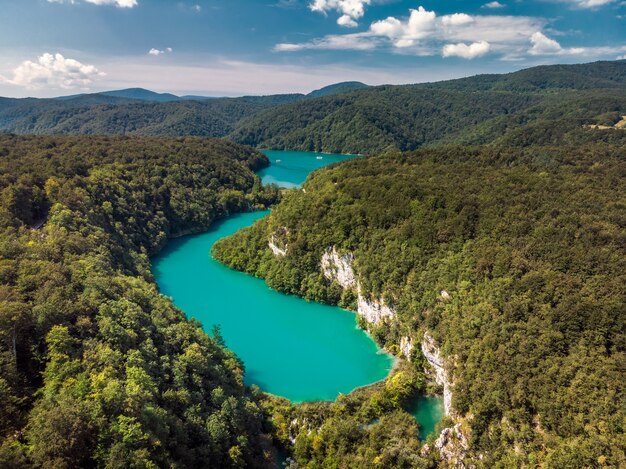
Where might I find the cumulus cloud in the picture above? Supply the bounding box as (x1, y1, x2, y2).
(528, 32, 563, 55)
(47, 0, 138, 7)
(371, 7, 436, 47)
(367, 6, 542, 54)
(277, 4, 626, 60)
(148, 47, 173, 56)
(337, 14, 358, 27)
(526, 31, 626, 56)
(0, 53, 103, 89)
(309, 0, 371, 27)
(482, 1, 505, 8)
(443, 41, 491, 59)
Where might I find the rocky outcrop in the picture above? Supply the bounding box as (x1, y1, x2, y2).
(321, 246, 357, 289)
(320, 245, 396, 325)
(421, 332, 452, 416)
(399, 336, 414, 360)
(268, 237, 287, 257)
(434, 423, 470, 468)
(268, 227, 289, 257)
(356, 294, 396, 325)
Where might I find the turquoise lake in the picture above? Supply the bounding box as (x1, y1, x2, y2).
(408, 396, 445, 441)
(258, 149, 357, 188)
(152, 150, 393, 402)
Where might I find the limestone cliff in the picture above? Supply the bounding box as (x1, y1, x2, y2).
(321, 246, 357, 289)
(421, 332, 452, 416)
(320, 245, 396, 325)
(399, 336, 414, 360)
(320, 246, 470, 464)
(268, 227, 289, 257)
(422, 423, 471, 469)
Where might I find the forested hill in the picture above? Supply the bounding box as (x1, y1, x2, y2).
(230, 60, 626, 154)
(1, 61, 626, 152)
(0, 94, 305, 137)
(0, 135, 280, 467)
(213, 142, 626, 467)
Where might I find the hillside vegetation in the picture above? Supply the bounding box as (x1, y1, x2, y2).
(1, 61, 626, 155)
(231, 61, 626, 153)
(0, 94, 304, 137)
(213, 143, 626, 467)
(0, 135, 280, 468)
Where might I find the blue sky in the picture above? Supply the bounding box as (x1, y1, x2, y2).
(0, 0, 625, 97)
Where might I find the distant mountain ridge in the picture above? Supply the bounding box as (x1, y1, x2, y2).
(42, 82, 370, 104)
(308, 81, 369, 97)
(1, 61, 625, 153)
(230, 60, 626, 153)
(99, 88, 182, 102)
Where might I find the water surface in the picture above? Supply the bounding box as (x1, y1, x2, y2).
(153, 150, 392, 402)
(259, 150, 356, 188)
(408, 396, 445, 441)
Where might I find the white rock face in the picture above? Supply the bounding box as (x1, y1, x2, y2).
(421, 332, 452, 416)
(321, 246, 357, 289)
(434, 423, 470, 468)
(320, 245, 396, 325)
(268, 227, 289, 257)
(268, 237, 287, 257)
(357, 294, 396, 325)
(400, 336, 414, 360)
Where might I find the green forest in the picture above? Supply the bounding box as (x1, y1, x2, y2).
(230, 61, 626, 154)
(1, 61, 625, 156)
(0, 135, 280, 468)
(213, 143, 626, 467)
(0, 59, 625, 468)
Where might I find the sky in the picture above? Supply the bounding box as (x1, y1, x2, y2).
(0, 0, 625, 98)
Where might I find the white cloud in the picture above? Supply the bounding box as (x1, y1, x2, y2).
(275, 33, 378, 51)
(443, 41, 491, 59)
(528, 32, 563, 55)
(47, 0, 138, 7)
(309, 0, 371, 27)
(561, 0, 617, 7)
(371, 7, 437, 47)
(440, 13, 474, 26)
(192, 4, 201, 12)
(527, 31, 626, 57)
(482, 1, 505, 8)
(367, 7, 543, 51)
(0, 53, 103, 89)
(277, 4, 626, 61)
(148, 47, 173, 56)
(337, 14, 358, 27)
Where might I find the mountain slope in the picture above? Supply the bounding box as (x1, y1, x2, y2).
(230, 60, 626, 153)
(0, 135, 279, 467)
(1, 61, 625, 152)
(0, 94, 306, 136)
(99, 87, 181, 102)
(213, 142, 626, 467)
(308, 81, 369, 97)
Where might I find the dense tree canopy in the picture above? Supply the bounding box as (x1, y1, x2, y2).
(230, 61, 626, 154)
(0, 135, 280, 468)
(214, 143, 626, 467)
(1, 61, 625, 156)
